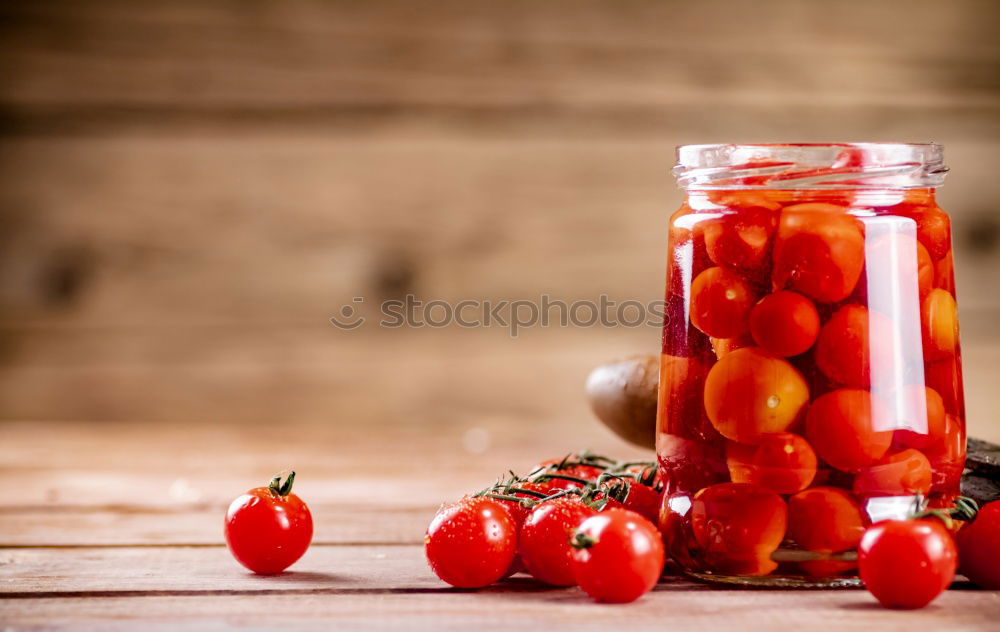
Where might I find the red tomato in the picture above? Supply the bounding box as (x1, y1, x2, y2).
(893, 386, 946, 450)
(701, 200, 779, 271)
(703, 347, 809, 443)
(921, 288, 959, 361)
(925, 413, 966, 493)
(532, 456, 605, 491)
(425, 496, 517, 588)
(771, 204, 865, 303)
(224, 473, 313, 575)
(956, 500, 1000, 589)
(935, 250, 955, 295)
(597, 478, 663, 526)
(690, 483, 788, 576)
(726, 432, 818, 494)
(519, 498, 597, 586)
(657, 353, 718, 443)
(805, 389, 893, 471)
(925, 356, 965, 416)
(853, 449, 932, 497)
(749, 291, 820, 357)
(913, 206, 952, 261)
(916, 241, 934, 299)
(814, 304, 871, 388)
(690, 266, 758, 338)
(570, 509, 665, 603)
(788, 487, 865, 575)
(490, 481, 550, 577)
(656, 434, 728, 493)
(858, 519, 957, 609)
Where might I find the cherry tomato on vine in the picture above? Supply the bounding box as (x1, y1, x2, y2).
(956, 500, 1000, 589)
(224, 472, 313, 575)
(703, 347, 809, 443)
(805, 389, 892, 471)
(596, 477, 662, 525)
(519, 497, 597, 586)
(749, 291, 820, 357)
(858, 519, 957, 609)
(532, 456, 605, 491)
(425, 496, 517, 588)
(570, 509, 665, 603)
(689, 266, 758, 339)
(488, 480, 550, 576)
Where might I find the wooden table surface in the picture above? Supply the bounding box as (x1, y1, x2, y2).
(2, 417, 998, 631)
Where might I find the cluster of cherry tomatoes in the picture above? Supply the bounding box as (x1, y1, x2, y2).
(657, 189, 966, 582)
(424, 454, 665, 603)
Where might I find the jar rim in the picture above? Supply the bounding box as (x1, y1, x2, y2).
(674, 143, 947, 190)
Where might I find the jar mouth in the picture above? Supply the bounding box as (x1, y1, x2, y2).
(674, 143, 948, 190)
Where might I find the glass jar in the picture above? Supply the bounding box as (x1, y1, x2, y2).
(656, 143, 966, 587)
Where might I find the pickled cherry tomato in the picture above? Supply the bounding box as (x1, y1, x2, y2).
(925, 414, 965, 492)
(921, 288, 959, 361)
(710, 333, 753, 360)
(658, 354, 716, 442)
(935, 251, 955, 295)
(690, 483, 787, 576)
(914, 206, 952, 260)
(703, 347, 809, 443)
(787, 487, 865, 562)
(893, 386, 946, 450)
(726, 433, 817, 494)
(805, 389, 893, 471)
(702, 202, 779, 271)
(749, 291, 820, 357)
(690, 267, 758, 339)
(916, 242, 934, 299)
(925, 357, 964, 416)
(814, 304, 870, 388)
(853, 449, 932, 497)
(771, 204, 865, 303)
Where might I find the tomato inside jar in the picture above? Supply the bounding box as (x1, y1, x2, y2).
(656, 143, 966, 586)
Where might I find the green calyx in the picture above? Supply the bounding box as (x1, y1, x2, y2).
(268, 471, 296, 497)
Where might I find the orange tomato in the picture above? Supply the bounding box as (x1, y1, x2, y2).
(690, 483, 788, 576)
(771, 204, 865, 303)
(925, 356, 964, 416)
(749, 290, 820, 357)
(925, 413, 966, 493)
(916, 241, 934, 299)
(710, 333, 754, 360)
(701, 201, 779, 271)
(853, 449, 933, 497)
(787, 487, 866, 576)
(726, 433, 817, 494)
(690, 267, 758, 339)
(805, 389, 893, 471)
(703, 347, 809, 443)
(921, 288, 959, 361)
(893, 385, 947, 450)
(814, 304, 870, 388)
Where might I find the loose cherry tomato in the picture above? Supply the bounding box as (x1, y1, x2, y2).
(853, 449, 932, 497)
(814, 304, 871, 388)
(224, 472, 313, 575)
(921, 288, 959, 361)
(701, 200, 779, 271)
(726, 432, 817, 494)
(858, 519, 957, 609)
(749, 290, 820, 357)
(689, 483, 787, 576)
(771, 204, 865, 303)
(956, 500, 1000, 589)
(893, 385, 946, 450)
(570, 509, 665, 603)
(710, 333, 754, 360)
(703, 347, 809, 443)
(690, 266, 758, 338)
(425, 496, 517, 588)
(935, 250, 955, 295)
(788, 487, 866, 574)
(805, 389, 893, 471)
(519, 497, 597, 586)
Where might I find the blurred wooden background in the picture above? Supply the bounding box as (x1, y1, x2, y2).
(1, 0, 999, 446)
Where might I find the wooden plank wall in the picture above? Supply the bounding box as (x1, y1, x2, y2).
(1, 0, 999, 440)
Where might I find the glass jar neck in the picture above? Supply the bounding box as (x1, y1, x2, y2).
(685, 188, 937, 209)
(674, 143, 948, 191)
